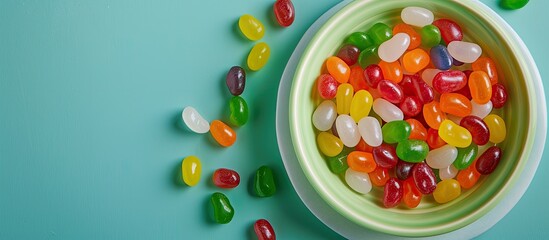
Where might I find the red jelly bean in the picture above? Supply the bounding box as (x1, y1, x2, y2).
(254, 219, 276, 240)
(396, 160, 415, 180)
(317, 74, 338, 99)
(426, 128, 447, 149)
(476, 146, 502, 175)
(432, 70, 467, 93)
(349, 65, 369, 92)
(491, 83, 508, 108)
(399, 74, 417, 96)
(460, 116, 490, 145)
(337, 45, 360, 66)
(369, 166, 390, 187)
(356, 138, 374, 153)
(273, 0, 295, 27)
(432, 19, 463, 44)
(364, 64, 384, 88)
(377, 79, 404, 103)
(400, 96, 423, 117)
(412, 162, 437, 194)
(453, 70, 473, 100)
(403, 177, 422, 208)
(411, 75, 435, 104)
(213, 168, 241, 188)
(372, 143, 398, 168)
(383, 178, 403, 208)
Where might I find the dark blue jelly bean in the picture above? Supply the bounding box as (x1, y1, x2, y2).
(430, 45, 452, 71)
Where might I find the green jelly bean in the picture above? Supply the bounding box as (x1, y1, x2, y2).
(381, 120, 411, 144)
(396, 139, 429, 163)
(358, 46, 380, 68)
(254, 166, 276, 197)
(433, 169, 442, 182)
(327, 148, 350, 174)
(453, 143, 478, 170)
(367, 23, 393, 45)
(344, 32, 373, 51)
(500, 0, 529, 9)
(211, 192, 234, 224)
(420, 25, 441, 48)
(229, 96, 249, 127)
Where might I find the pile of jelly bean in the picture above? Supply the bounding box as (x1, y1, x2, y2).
(313, 6, 508, 208)
(179, 1, 294, 239)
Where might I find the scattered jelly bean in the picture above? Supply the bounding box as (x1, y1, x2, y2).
(420, 69, 442, 87)
(211, 192, 234, 224)
(336, 83, 354, 114)
(327, 149, 350, 174)
(182, 106, 210, 134)
(432, 19, 463, 44)
(213, 168, 240, 189)
(383, 178, 404, 208)
(400, 96, 423, 117)
(358, 116, 383, 147)
(420, 25, 441, 48)
(439, 93, 472, 117)
(337, 45, 360, 66)
(312, 100, 337, 131)
(433, 179, 461, 203)
(349, 65, 369, 92)
(491, 83, 508, 108)
(336, 114, 361, 147)
(382, 120, 411, 144)
(368, 22, 393, 45)
(501, 0, 529, 9)
(401, 7, 433, 27)
(426, 144, 458, 169)
(363, 64, 384, 88)
(393, 23, 421, 50)
(378, 33, 410, 62)
(373, 98, 404, 122)
(438, 120, 472, 148)
(396, 160, 415, 180)
(210, 120, 237, 147)
(426, 128, 447, 149)
(372, 143, 398, 168)
(358, 46, 380, 68)
(377, 79, 404, 104)
(460, 116, 490, 145)
(229, 96, 249, 127)
(423, 101, 447, 129)
(457, 160, 481, 189)
(369, 166, 390, 187)
(439, 164, 459, 180)
(273, 0, 295, 27)
(406, 119, 428, 141)
(484, 114, 506, 144)
(350, 90, 373, 122)
(402, 48, 430, 73)
(430, 45, 453, 70)
(317, 132, 344, 157)
(254, 219, 276, 240)
(182, 156, 201, 186)
(453, 143, 478, 170)
(379, 60, 403, 83)
(447, 41, 482, 63)
(396, 139, 429, 163)
(399, 74, 416, 96)
(345, 32, 373, 51)
(476, 146, 502, 175)
(347, 151, 377, 173)
(470, 100, 493, 119)
(412, 162, 437, 194)
(254, 166, 276, 197)
(472, 57, 498, 85)
(432, 70, 467, 93)
(226, 66, 246, 96)
(345, 168, 372, 194)
(469, 71, 493, 104)
(327, 56, 350, 83)
(317, 74, 338, 99)
(410, 74, 435, 103)
(239, 14, 265, 41)
(403, 177, 422, 208)
(248, 42, 270, 71)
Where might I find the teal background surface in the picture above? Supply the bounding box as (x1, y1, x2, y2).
(0, 0, 547, 239)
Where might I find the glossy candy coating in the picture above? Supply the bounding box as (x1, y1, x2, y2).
(348, 66, 368, 92)
(433, 179, 461, 203)
(491, 83, 508, 108)
(211, 192, 234, 224)
(460, 116, 490, 145)
(420, 25, 441, 48)
(326, 56, 350, 83)
(400, 96, 423, 117)
(358, 46, 380, 68)
(182, 107, 210, 134)
(369, 166, 390, 187)
(336, 115, 361, 147)
(472, 57, 498, 85)
(312, 100, 337, 131)
(363, 64, 384, 88)
(432, 19, 463, 43)
(401, 7, 433, 27)
(432, 70, 467, 93)
(402, 48, 430, 73)
(273, 0, 295, 27)
(426, 144, 458, 169)
(372, 143, 398, 168)
(345, 32, 373, 51)
(427, 128, 447, 149)
(410, 74, 435, 103)
(317, 74, 338, 99)
(377, 79, 404, 103)
(248, 42, 270, 71)
(501, 0, 529, 10)
(345, 168, 372, 194)
(382, 120, 411, 144)
(358, 117, 383, 147)
(336, 83, 354, 114)
(317, 132, 344, 157)
(379, 60, 403, 83)
(438, 120, 472, 148)
(469, 71, 493, 104)
(403, 177, 422, 208)
(484, 114, 506, 144)
(239, 14, 264, 41)
(254, 219, 276, 240)
(396, 139, 429, 163)
(368, 22, 393, 45)
(457, 160, 481, 189)
(356, 139, 374, 153)
(226, 66, 246, 96)
(447, 41, 482, 63)
(412, 162, 437, 194)
(430, 45, 453, 70)
(378, 33, 410, 62)
(327, 150, 350, 174)
(182, 156, 201, 186)
(453, 143, 478, 170)
(229, 96, 249, 126)
(350, 90, 373, 122)
(439, 93, 472, 117)
(423, 101, 447, 129)
(476, 146, 503, 174)
(347, 151, 377, 173)
(396, 160, 415, 180)
(337, 45, 360, 66)
(373, 98, 404, 122)
(393, 23, 421, 50)
(383, 178, 403, 208)
(210, 120, 237, 147)
(406, 119, 428, 141)
(213, 168, 240, 189)
(421, 68, 442, 86)
(254, 166, 276, 197)
(439, 164, 459, 180)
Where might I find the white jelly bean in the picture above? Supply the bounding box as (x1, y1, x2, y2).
(373, 98, 404, 122)
(447, 114, 463, 125)
(335, 114, 361, 147)
(378, 33, 410, 63)
(345, 168, 372, 194)
(401, 6, 434, 27)
(182, 106, 210, 134)
(358, 117, 383, 147)
(447, 41, 482, 63)
(470, 100, 493, 119)
(312, 100, 337, 131)
(421, 68, 443, 87)
(426, 144, 458, 169)
(439, 164, 459, 180)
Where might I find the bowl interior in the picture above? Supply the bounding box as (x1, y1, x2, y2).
(289, 0, 539, 237)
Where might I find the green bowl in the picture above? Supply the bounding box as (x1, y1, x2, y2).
(289, 0, 543, 237)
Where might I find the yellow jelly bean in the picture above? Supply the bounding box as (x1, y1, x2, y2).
(182, 156, 201, 186)
(484, 114, 506, 144)
(336, 83, 354, 115)
(433, 179, 461, 203)
(238, 14, 265, 41)
(317, 132, 344, 157)
(247, 42, 270, 71)
(350, 90, 373, 122)
(438, 120, 472, 148)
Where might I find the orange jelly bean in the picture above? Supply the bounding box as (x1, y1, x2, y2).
(356, 139, 374, 153)
(347, 151, 377, 173)
(369, 166, 390, 187)
(393, 23, 421, 50)
(456, 160, 481, 189)
(326, 56, 350, 83)
(472, 57, 498, 85)
(379, 60, 403, 83)
(349, 65, 369, 91)
(439, 93, 472, 117)
(402, 49, 430, 74)
(406, 119, 427, 141)
(403, 177, 422, 208)
(423, 101, 447, 130)
(468, 71, 492, 104)
(210, 120, 237, 147)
